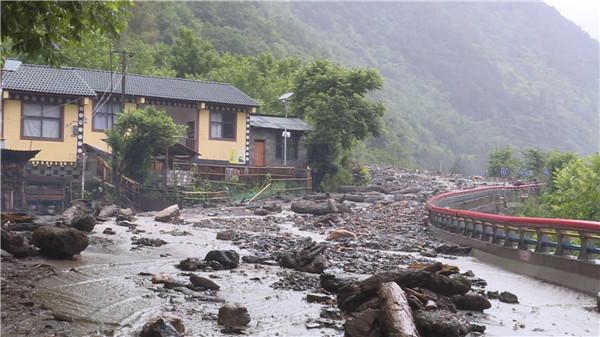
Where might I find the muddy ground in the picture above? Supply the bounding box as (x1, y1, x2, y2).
(2, 166, 598, 337)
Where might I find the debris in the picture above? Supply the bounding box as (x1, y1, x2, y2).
(140, 317, 184, 337)
(306, 293, 333, 304)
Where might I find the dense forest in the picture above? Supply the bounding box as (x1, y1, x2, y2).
(10, 1, 598, 174)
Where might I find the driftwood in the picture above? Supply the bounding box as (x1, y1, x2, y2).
(338, 270, 471, 312)
(378, 282, 419, 337)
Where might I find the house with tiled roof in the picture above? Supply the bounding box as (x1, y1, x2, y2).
(1, 61, 260, 210)
(1, 62, 259, 164)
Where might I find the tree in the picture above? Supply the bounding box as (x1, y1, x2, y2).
(520, 148, 547, 179)
(171, 28, 220, 78)
(291, 60, 385, 188)
(545, 150, 577, 191)
(208, 53, 302, 114)
(1, 1, 131, 64)
(487, 146, 520, 177)
(548, 154, 600, 221)
(105, 107, 184, 187)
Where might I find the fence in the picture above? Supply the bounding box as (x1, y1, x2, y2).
(426, 184, 600, 261)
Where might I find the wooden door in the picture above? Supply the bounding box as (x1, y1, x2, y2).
(254, 140, 265, 166)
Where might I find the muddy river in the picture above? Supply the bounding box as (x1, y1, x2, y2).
(29, 209, 599, 337)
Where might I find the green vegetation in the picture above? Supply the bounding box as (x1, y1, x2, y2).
(292, 60, 385, 188)
(105, 107, 185, 188)
(547, 155, 600, 221)
(3, 2, 597, 177)
(1, 1, 131, 64)
(487, 147, 598, 221)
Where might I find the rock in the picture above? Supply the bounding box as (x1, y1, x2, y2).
(154, 205, 180, 223)
(344, 308, 381, 337)
(205, 250, 240, 269)
(486, 291, 500, 300)
(98, 204, 119, 218)
(420, 248, 438, 258)
(217, 303, 251, 328)
(328, 229, 357, 241)
(32, 226, 88, 259)
(102, 227, 116, 235)
(242, 254, 278, 265)
(119, 208, 134, 217)
(291, 199, 339, 215)
(262, 202, 282, 213)
(189, 275, 220, 290)
(216, 229, 236, 241)
(307, 293, 333, 304)
(435, 244, 472, 256)
(450, 294, 491, 311)
(414, 309, 470, 337)
(140, 317, 184, 337)
(320, 272, 358, 293)
(396, 186, 422, 194)
(70, 214, 96, 232)
(343, 194, 365, 203)
(177, 257, 206, 271)
(133, 237, 167, 247)
(499, 291, 519, 304)
(152, 273, 175, 284)
(596, 292, 600, 311)
(254, 208, 269, 216)
(0, 228, 38, 257)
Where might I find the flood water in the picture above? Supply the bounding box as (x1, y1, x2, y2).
(29, 210, 599, 337)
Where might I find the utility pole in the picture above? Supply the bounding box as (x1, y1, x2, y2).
(110, 50, 133, 199)
(278, 92, 293, 166)
(112, 50, 134, 113)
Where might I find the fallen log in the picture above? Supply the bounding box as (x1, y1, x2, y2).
(378, 282, 419, 337)
(338, 270, 471, 312)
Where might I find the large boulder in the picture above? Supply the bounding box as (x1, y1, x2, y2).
(1, 228, 38, 257)
(189, 274, 220, 290)
(70, 214, 96, 232)
(450, 294, 491, 311)
(154, 205, 180, 223)
(62, 200, 96, 232)
(499, 291, 519, 304)
(205, 250, 240, 269)
(218, 303, 251, 328)
(98, 204, 119, 218)
(414, 309, 470, 337)
(32, 226, 89, 259)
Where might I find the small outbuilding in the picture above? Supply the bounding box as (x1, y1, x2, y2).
(249, 115, 311, 168)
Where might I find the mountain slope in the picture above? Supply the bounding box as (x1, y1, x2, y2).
(125, 1, 599, 172)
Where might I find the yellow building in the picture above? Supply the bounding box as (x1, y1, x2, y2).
(1, 63, 259, 165)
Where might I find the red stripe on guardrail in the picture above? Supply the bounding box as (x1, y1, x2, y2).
(426, 184, 600, 232)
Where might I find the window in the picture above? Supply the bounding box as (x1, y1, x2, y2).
(22, 103, 61, 139)
(93, 102, 121, 131)
(210, 111, 236, 140)
(276, 133, 299, 160)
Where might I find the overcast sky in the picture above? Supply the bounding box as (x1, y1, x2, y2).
(543, 0, 599, 40)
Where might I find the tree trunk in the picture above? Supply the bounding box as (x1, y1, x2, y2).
(378, 282, 420, 337)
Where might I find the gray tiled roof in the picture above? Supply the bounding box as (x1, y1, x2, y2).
(250, 115, 311, 131)
(1, 64, 96, 97)
(71, 68, 259, 107)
